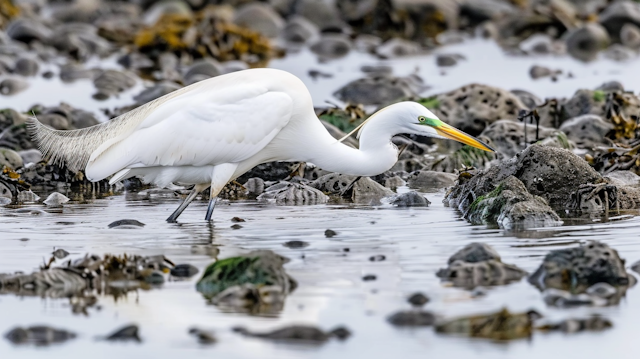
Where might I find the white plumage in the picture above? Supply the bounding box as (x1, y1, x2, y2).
(28, 68, 492, 222)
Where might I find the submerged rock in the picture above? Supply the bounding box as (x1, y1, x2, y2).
(233, 325, 351, 343)
(537, 316, 612, 333)
(5, 326, 76, 346)
(387, 310, 436, 327)
(313, 173, 394, 205)
(43, 192, 70, 207)
(435, 308, 541, 341)
(233, 3, 284, 38)
(436, 242, 527, 288)
(258, 180, 328, 205)
(406, 170, 457, 192)
(333, 74, 424, 105)
(390, 191, 430, 207)
(103, 324, 141, 342)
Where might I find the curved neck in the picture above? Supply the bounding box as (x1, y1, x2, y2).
(301, 112, 399, 176)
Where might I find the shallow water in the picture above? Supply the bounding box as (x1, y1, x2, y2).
(1, 191, 640, 359)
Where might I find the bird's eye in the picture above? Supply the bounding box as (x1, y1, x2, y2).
(418, 116, 427, 123)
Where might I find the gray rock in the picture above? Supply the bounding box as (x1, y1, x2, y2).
(390, 191, 430, 207)
(387, 311, 436, 327)
(529, 65, 560, 79)
(559, 114, 613, 150)
(0, 77, 28, 95)
(406, 170, 457, 192)
(170, 264, 199, 278)
(133, 81, 182, 104)
(36, 114, 70, 130)
(43, 192, 70, 207)
(234, 3, 284, 38)
(336, 0, 377, 21)
(384, 175, 406, 190)
(93, 69, 136, 99)
(0, 147, 23, 169)
(333, 74, 424, 105)
(13, 57, 38, 77)
(602, 44, 636, 62)
(539, 316, 612, 333)
(599, 1, 640, 43)
(5, 326, 76, 346)
(143, 0, 192, 25)
(6, 18, 52, 44)
(529, 241, 632, 291)
(258, 181, 328, 205)
(447, 242, 501, 264)
(293, 0, 344, 30)
(436, 54, 464, 67)
(104, 324, 141, 342)
(596, 81, 624, 92)
(233, 325, 350, 342)
(376, 38, 422, 58)
(562, 89, 607, 119)
(407, 292, 430, 306)
(479, 120, 559, 159)
(310, 34, 351, 60)
(565, 23, 610, 62)
(282, 16, 319, 44)
(604, 171, 640, 187)
(621, 22, 640, 49)
(312, 173, 393, 205)
(244, 177, 265, 198)
(510, 89, 543, 110)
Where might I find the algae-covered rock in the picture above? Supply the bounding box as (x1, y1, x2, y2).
(435, 308, 541, 341)
(196, 250, 296, 313)
(436, 242, 527, 288)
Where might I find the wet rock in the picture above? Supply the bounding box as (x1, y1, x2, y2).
(50, 23, 111, 61)
(0, 77, 27, 95)
(406, 170, 457, 192)
(565, 23, 610, 62)
(511, 90, 543, 110)
(16, 190, 39, 204)
(237, 162, 294, 183)
(620, 23, 640, 49)
(387, 310, 436, 327)
(528, 241, 633, 293)
(43, 192, 70, 207)
(435, 308, 541, 340)
(108, 219, 146, 228)
(310, 34, 351, 60)
(6, 18, 51, 44)
(196, 250, 296, 314)
(537, 316, 612, 333)
(283, 240, 309, 249)
(390, 191, 430, 207)
(0, 147, 22, 169)
(244, 177, 265, 198)
(459, 0, 516, 27)
(479, 120, 561, 159)
(282, 16, 319, 44)
(602, 44, 636, 61)
(233, 325, 351, 343)
(383, 175, 406, 191)
(376, 38, 421, 58)
(313, 173, 394, 205)
(170, 264, 199, 278)
(333, 74, 424, 105)
(258, 180, 328, 205)
(104, 324, 141, 342)
(52, 248, 70, 259)
(559, 114, 613, 150)
(436, 54, 464, 67)
(542, 288, 607, 307)
(143, 0, 192, 25)
(437, 242, 527, 288)
(5, 326, 76, 346)
(369, 255, 385, 262)
(407, 292, 429, 307)
(324, 229, 337, 238)
(434, 84, 527, 136)
(13, 57, 38, 77)
(18, 149, 42, 165)
(529, 65, 560, 80)
(188, 328, 216, 344)
(293, 0, 343, 30)
(183, 59, 222, 85)
(362, 274, 376, 281)
(234, 3, 283, 38)
(133, 81, 181, 104)
(605, 171, 640, 187)
(599, 1, 640, 43)
(93, 69, 136, 99)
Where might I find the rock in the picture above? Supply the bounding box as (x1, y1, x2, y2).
(599, 1, 640, 43)
(407, 292, 429, 306)
(183, 59, 222, 85)
(310, 34, 351, 60)
(244, 177, 265, 198)
(479, 120, 561, 159)
(562, 89, 607, 119)
(13, 57, 38, 77)
(436, 54, 464, 67)
(537, 316, 612, 333)
(602, 44, 636, 61)
(596, 81, 624, 92)
(143, 0, 192, 26)
(620, 23, 640, 49)
(104, 324, 141, 342)
(188, 328, 216, 344)
(362, 274, 376, 281)
(43, 192, 70, 207)
(0, 147, 23, 169)
(4, 326, 76, 346)
(16, 190, 39, 204)
(387, 310, 436, 327)
(93, 69, 136, 99)
(559, 114, 613, 150)
(233, 325, 351, 343)
(234, 3, 284, 38)
(0, 77, 28, 95)
(435, 308, 541, 340)
(18, 149, 42, 165)
(283, 240, 309, 249)
(542, 288, 608, 307)
(528, 241, 633, 293)
(52, 248, 70, 259)
(333, 74, 424, 105)
(170, 264, 199, 278)
(459, 0, 516, 27)
(369, 255, 385, 262)
(406, 170, 457, 192)
(258, 180, 328, 205)
(282, 16, 319, 44)
(6, 18, 52, 44)
(293, 0, 343, 30)
(312, 173, 394, 205)
(108, 219, 146, 228)
(376, 38, 422, 58)
(237, 162, 294, 182)
(605, 171, 640, 187)
(324, 229, 337, 238)
(565, 23, 610, 62)
(434, 84, 527, 136)
(436, 241, 528, 288)
(133, 81, 181, 104)
(586, 282, 618, 299)
(390, 191, 430, 207)
(529, 65, 560, 79)
(384, 175, 406, 191)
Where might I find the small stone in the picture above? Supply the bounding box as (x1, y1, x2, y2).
(621, 23, 640, 49)
(362, 274, 376, 281)
(108, 219, 145, 228)
(436, 54, 464, 67)
(142, 270, 165, 284)
(0, 147, 23, 169)
(104, 324, 141, 342)
(565, 23, 610, 62)
(324, 229, 337, 238)
(5, 326, 76, 346)
(16, 190, 40, 203)
(52, 248, 70, 259)
(387, 310, 435, 327)
(188, 328, 216, 344)
(369, 255, 385, 262)
(230, 224, 243, 230)
(170, 264, 199, 278)
(407, 293, 430, 306)
(283, 240, 309, 249)
(529, 65, 559, 79)
(43, 192, 70, 207)
(448, 243, 501, 264)
(231, 217, 245, 222)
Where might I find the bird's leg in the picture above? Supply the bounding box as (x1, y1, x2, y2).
(204, 163, 239, 222)
(166, 184, 208, 223)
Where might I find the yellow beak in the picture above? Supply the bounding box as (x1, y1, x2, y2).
(435, 123, 494, 152)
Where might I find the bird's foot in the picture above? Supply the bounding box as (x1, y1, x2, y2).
(205, 197, 218, 221)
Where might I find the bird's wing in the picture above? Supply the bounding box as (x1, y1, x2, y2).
(85, 89, 293, 181)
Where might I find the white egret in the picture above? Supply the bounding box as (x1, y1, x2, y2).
(28, 68, 493, 222)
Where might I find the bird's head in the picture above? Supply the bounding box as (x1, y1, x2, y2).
(396, 102, 494, 152)
(341, 102, 494, 152)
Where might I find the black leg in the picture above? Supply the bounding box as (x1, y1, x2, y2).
(166, 188, 200, 223)
(204, 197, 217, 222)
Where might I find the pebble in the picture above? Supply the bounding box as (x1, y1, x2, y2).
(407, 293, 430, 306)
(4, 326, 76, 346)
(43, 192, 70, 207)
(324, 229, 337, 238)
(283, 240, 309, 249)
(170, 264, 199, 278)
(188, 328, 216, 344)
(103, 324, 141, 342)
(362, 274, 376, 281)
(108, 219, 146, 228)
(369, 255, 386, 262)
(52, 248, 70, 259)
(387, 310, 436, 327)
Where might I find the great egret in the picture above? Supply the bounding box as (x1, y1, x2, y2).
(28, 68, 493, 222)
